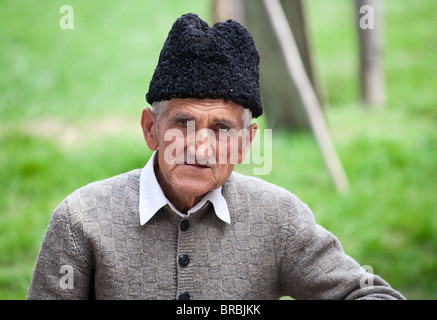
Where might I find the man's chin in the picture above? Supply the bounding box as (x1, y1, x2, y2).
(170, 167, 213, 193)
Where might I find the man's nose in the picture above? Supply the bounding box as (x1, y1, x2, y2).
(187, 128, 215, 163)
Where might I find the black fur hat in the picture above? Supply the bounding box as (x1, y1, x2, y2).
(146, 13, 263, 118)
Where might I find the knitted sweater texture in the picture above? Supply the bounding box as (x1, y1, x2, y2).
(27, 170, 404, 300)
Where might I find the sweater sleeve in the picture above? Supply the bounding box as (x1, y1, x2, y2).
(27, 196, 94, 300)
(279, 195, 405, 300)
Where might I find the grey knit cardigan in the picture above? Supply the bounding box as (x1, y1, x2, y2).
(27, 169, 404, 300)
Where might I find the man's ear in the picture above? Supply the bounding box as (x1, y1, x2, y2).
(237, 123, 258, 164)
(141, 108, 159, 151)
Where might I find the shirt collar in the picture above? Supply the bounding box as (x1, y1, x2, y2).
(139, 150, 231, 226)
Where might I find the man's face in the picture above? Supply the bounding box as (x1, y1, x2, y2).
(142, 98, 257, 199)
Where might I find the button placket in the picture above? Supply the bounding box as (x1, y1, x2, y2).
(176, 218, 194, 300)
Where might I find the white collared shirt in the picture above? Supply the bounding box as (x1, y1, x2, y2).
(139, 151, 231, 226)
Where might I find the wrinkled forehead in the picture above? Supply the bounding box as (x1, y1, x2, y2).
(165, 98, 244, 122)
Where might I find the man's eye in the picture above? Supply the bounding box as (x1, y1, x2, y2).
(177, 120, 187, 127)
(218, 126, 229, 131)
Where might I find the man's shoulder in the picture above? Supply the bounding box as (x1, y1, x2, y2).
(224, 171, 301, 205)
(74, 168, 141, 195)
(61, 169, 142, 212)
(224, 171, 295, 197)
(224, 171, 312, 228)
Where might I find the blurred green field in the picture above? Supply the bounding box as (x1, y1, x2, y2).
(1, 0, 436, 299)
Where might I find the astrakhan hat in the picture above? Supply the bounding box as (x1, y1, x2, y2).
(146, 13, 263, 118)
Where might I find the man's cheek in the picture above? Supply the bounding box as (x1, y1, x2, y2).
(163, 129, 185, 165)
(217, 139, 240, 165)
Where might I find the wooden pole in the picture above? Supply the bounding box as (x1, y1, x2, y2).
(281, 0, 323, 108)
(242, 0, 311, 130)
(212, 0, 244, 23)
(355, 0, 385, 107)
(262, 0, 349, 193)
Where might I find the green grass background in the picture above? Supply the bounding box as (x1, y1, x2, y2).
(1, 0, 436, 299)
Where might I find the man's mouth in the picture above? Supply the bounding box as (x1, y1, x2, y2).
(183, 162, 210, 169)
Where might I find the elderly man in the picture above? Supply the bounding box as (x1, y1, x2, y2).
(27, 13, 404, 300)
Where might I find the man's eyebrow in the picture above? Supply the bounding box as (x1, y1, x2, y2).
(168, 112, 195, 121)
(168, 112, 238, 128)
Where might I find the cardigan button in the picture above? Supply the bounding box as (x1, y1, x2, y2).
(178, 291, 190, 300)
(178, 254, 190, 267)
(180, 219, 190, 231)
